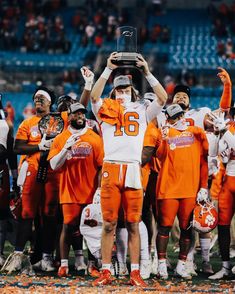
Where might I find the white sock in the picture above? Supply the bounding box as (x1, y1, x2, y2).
(116, 228, 128, 264)
(199, 238, 210, 263)
(177, 259, 185, 268)
(61, 259, 68, 267)
(74, 250, 84, 264)
(131, 264, 139, 271)
(139, 221, 150, 261)
(222, 261, 231, 270)
(102, 263, 111, 271)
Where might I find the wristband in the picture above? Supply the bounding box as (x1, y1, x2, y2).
(85, 81, 93, 91)
(101, 67, 113, 80)
(146, 73, 159, 87)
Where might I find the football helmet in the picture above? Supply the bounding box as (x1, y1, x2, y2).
(192, 200, 218, 233)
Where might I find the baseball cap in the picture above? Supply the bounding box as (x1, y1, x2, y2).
(113, 75, 132, 89)
(68, 102, 87, 114)
(165, 104, 185, 120)
(173, 85, 190, 98)
(144, 92, 157, 101)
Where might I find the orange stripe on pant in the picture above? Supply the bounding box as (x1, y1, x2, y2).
(21, 165, 59, 219)
(218, 175, 235, 226)
(101, 161, 143, 223)
(156, 198, 196, 229)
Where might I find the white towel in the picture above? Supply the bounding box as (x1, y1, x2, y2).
(17, 161, 29, 186)
(125, 163, 142, 189)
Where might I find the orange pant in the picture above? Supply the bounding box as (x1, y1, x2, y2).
(22, 165, 59, 219)
(218, 175, 235, 226)
(101, 162, 143, 223)
(156, 198, 196, 229)
(0, 164, 10, 210)
(210, 165, 225, 200)
(62, 203, 85, 225)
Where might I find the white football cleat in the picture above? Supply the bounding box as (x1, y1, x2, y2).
(75, 261, 87, 272)
(175, 260, 192, 279)
(33, 258, 55, 272)
(140, 259, 151, 279)
(157, 259, 168, 279)
(209, 267, 232, 280)
(185, 259, 197, 276)
(151, 255, 158, 275)
(1, 252, 32, 274)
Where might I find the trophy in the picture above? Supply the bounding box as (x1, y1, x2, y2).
(36, 112, 64, 183)
(113, 26, 141, 66)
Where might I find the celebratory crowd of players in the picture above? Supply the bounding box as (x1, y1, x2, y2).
(0, 52, 235, 287)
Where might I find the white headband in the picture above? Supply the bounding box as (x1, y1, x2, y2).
(34, 90, 51, 102)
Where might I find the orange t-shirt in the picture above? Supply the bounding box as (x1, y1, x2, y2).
(156, 126, 208, 199)
(48, 128, 104, 204)
(143, 120, 161, 173)
(16, 116, 42, 169)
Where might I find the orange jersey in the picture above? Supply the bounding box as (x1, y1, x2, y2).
(156, 126, 208, 199)
(143, 120, 161, 173)
(15, 116, 42, 169)
(48, 128, 104, 204)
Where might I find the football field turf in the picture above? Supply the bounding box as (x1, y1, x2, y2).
(1, 242, 234, 293)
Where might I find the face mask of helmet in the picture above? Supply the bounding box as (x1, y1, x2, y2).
(116, 94, 132, 105)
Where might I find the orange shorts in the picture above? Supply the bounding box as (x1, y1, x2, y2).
(21, 165, 60, 219)
(101, 162, 143, 223)
(156, 198, 196, 230)
(0, 163, 10, 210)
(62, 203, 85, 225)
(218, 175, 235, 226)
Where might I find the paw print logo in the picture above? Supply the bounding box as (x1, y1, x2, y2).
(170, 143, 176, 150)
(205, 215, 215, 227)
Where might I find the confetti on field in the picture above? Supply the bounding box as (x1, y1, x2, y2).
(0, 273, 234, 293)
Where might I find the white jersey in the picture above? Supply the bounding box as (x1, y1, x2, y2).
(80, 203, 103, 258)
(184, 107, 210, 129)
(0, 120, 9, 149)
(156, 107, 211, 130)
(219, 128, 235, 176)
(92, 99, 163, 163)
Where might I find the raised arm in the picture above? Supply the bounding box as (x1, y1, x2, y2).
(217, 67, 232, 111)
(90, 52, 118, 104)
(79, 66, 94, 107)
(136, 55, 167, 106)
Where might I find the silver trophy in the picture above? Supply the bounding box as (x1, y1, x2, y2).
(113, 26, 141, 66)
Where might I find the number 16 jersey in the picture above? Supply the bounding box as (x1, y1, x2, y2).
(92, 99, 162, 163)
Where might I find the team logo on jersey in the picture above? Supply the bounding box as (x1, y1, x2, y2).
(167, 132, 194, 148)
(169, 143, 176, 150)
(67, 142, 92, 159)
(30, 126, 40, 138)
(103, 171, 109, 178)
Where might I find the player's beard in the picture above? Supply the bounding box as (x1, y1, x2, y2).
(70, 119, 86, 130)
(178, 102, 189, 111)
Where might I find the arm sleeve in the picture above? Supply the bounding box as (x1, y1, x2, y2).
(91, 99, 103, 122)
(220, 83, 232, 110)
(15, 121, 29, 141)
(146, 100, 164, 123)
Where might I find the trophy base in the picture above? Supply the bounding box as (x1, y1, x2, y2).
(112, 52, 140, 66)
